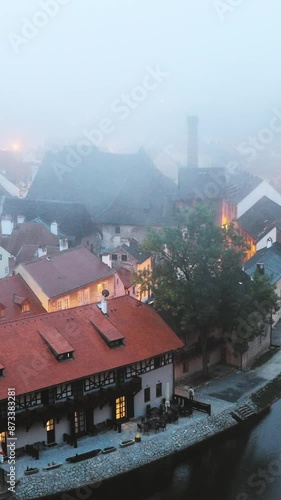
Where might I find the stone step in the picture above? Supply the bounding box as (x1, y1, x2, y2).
(230, 404, 256, 422)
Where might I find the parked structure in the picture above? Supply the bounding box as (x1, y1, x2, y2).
(0, 274, 45, 322)
(0, 216, 65, 277)
(0, 295, 183, 455)
(236, 196, 281, 260)
(105, 238, 152, 301)
(15, 245, 117, 312)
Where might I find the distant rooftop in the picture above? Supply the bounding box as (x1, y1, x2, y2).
(237, 196, 281, 240)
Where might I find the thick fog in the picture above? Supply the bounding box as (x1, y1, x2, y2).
(1, 0, 281, 177)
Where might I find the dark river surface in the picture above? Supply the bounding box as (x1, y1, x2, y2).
(43, 399, 281, 500)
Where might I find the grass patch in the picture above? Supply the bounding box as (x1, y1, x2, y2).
(251, 374, 281, 409)
(251, 346, 280, 369)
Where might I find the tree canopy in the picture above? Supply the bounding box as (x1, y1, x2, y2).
(137, 204, 280, 375)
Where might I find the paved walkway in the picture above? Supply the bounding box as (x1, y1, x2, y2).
(2, 333, 281, 495)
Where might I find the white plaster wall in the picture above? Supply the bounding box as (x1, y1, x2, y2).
(238, 181, 281, 218)
(16, 417, 71, 449)
(0, 246, 12, 279)
(256, 227, 277, 251)
(15, 264, 49, 311)
(101, 225, 149, 252)
(134, 365, 173, 418)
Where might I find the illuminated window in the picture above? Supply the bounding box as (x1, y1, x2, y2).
(56, 296, 70, 310)
(46, 419, 54, 432)
(115, 396, 126, 420)
(21, 300, 30, 313)
(78, 288, 90, 305)
(74, 410, 85, 434)
(0, 305, 5, 319)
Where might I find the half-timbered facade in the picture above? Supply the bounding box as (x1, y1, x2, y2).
(0, 296, 183, 456)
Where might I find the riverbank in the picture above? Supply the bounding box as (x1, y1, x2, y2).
(5, 347, 281, 499)
(13, 380, 281, 498)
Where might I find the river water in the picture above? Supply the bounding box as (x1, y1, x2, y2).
(41, 399, 281, 500)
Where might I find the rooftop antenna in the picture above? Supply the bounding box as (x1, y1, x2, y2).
(99, 289, 109, 315)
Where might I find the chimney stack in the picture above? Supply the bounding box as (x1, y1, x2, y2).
(187, 115, 198, 168)
(37, 246, 47, 258)
(50, 221, 58, 235)
(59, 237, 68, 252)
(17, 215, 25, 224)
(1, 216, 14, 235)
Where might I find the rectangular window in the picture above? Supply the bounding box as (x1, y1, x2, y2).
(115, 396, 126, 420)
(121, 254, 127, 262)
(154, 356, 161, 369)
(4, 267, 8, 275)
(183, 361, 189, 374)
(156, 383, 162, 398)
(55, 383, 72, 400)
(15, 392, 41, 410)
(0, 255, 2, 261)
(78, 289, 90, 305)
(115, 226, 120, 234)
(74, 410, 85, 434)
(144, 387, 150, 403)
(112, 254, 118, 261)
(57, 296, 70, 310)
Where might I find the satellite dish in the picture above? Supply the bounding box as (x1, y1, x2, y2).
(102, 289, 109, 298)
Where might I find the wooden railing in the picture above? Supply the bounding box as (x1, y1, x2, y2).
(172, 394, 211, 416)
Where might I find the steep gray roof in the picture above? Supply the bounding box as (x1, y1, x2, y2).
(243, 242, 281, 284)
(226, 171, 263, 204)
(237, 196, 281, 240)
(177, 167, 226, 200)
(121, 238, 151, 264)
(1, 197, 94, 243)
(27, 147, 177, 226)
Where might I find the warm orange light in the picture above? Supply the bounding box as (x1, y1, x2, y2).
(12, 143, 21, 152)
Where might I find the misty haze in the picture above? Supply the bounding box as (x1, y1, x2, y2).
(2, 2, 281, 500)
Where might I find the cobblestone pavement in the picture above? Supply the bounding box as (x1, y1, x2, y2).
(2, 334, 281, 499)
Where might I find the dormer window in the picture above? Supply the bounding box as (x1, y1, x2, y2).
(57, 352, 74, 361)
(0, 304, 6, 319)
(89, 316, 125, 349)
(13, 295, 30, 313)
(39, 326, 75, 362)
(21, 299, 30, 313)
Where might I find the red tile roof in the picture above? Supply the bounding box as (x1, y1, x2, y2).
(14, 244, 61, 265)
(116, 267, 134, 289)
(89, 314, 124, 342)
(17, 245, 115, 298)
(0, 295, 183, 399)
(0, 274, 46, 321)
(0, 222, 59, 257)
(39, 326, 75, 356)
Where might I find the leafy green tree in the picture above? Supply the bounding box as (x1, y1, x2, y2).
(137, 204, 280, 376)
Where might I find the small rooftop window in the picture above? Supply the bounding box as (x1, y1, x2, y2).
(39, 326, 75, 361)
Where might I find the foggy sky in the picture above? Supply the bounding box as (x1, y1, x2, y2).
(1, 0, 281, 165)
